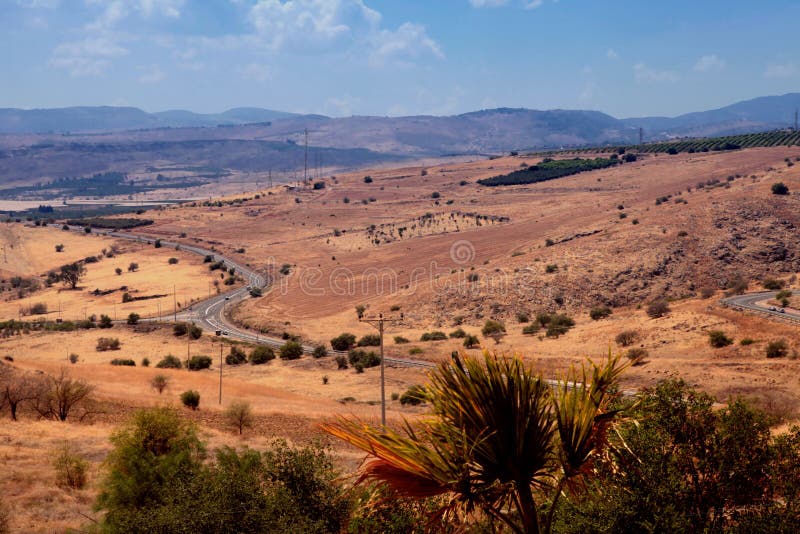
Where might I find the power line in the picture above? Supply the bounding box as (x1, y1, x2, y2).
(359, 312, 404, 427)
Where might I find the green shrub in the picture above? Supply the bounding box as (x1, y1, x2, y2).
(399, 385, 426, 406)
(545, 264, 558, 273)
(312, 345, 328, 359)
(449, 328, 467, 339)
(168, 257, 178, 265)
(394, 335, 410, 344)
(187, 355, 212, 371)
(481, 320, 506, 339)
(463, 335, 480, 348)
(615, 330, 638, 347)
(173, 323, 188, 336)
(53, 443, 89, 490)
(99, 314, 113, 328)
(279, 341, 304, 360)
(357, 334, 381, 347)
(245, 345, 273, 365)
(766, 339, 789, 358)
(740, 338, 756, 346)
(515, 312, 530, 323)
(97, 337, 121, 351)
(762, 278, 785, 290)
(141, 357, 150, 367)
(110, 358, 135, 366)
(772, 182, 789, 195)
(224, 401, 253, 435)
(589, 306, 612, 320)
(335, 355, 348, 369)
(775, 290, 793, 300)
(522, 323, 540, 335)
(155, 354, 182, 369)
(330, 333, 356, 351)
(420, 331, 447, 342)
(180, 390, 200, 410)
(226, 346, 247, 365)
(646, 299, 670, 318)
(409, 347, 424, 355)
(188, 324, 202, 340)
(625, 347, 648, 363)
(708, 330, 733, 348)
(127, 313, 140, 325)
(348, 349, 380, 369)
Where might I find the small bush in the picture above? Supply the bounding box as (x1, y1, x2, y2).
(408, 347, 423, 355)
(99, 314, 113, 328)
(615, 330, 638, 347)
(168, 257, 179, 265)
(589, 306, 612, 320)
(128, 262, 138, 272)
(400, 385, 426, 406)
(545, 264, 558, 273)
(249, 287, 262, 297)
(699, 286, 716, 299)
(312, 345, 328, 359)
(775, 290, 793, 300)
(330, 333, 356, 351)
(708, 330, 733, 348)
(357, 334, 381, 347)
(127, 312, 140, 325)
(335, 355, 348, 369)
(69, 353, 79, 364)
(646, 299, 670, 318)
(522, 323, 540, 335)
(420, 331, 447, 342)
(187, 355, 212, 370)
(766, 339, 789, 358)
(141, 357, 150, 367)
(393, 336, 409, 344)
(348, 349, 380, 369)
(97, 337, 121, 351)
(463, 335, 480, 348)
(772, 182, 789, 195)
(762, 278, 785, 290)
(53, 443, 89, 490)
(515, 312, 530, 323)
(449, 328, 467, 339)
(625, 347, 648, 364)
(155, 354, 182, 369)
(180, 390, 200, 410)
(740, 338, 756, 346)
(110, 358, 135, 366)
(481, 319, 506, 338)
(250, 345, 275, 365)
(173, 323, 188, 336)
(226, 346, 248, 365)
(224, 401, 253, 435)
(363, 176, 373, 183)
(188, 324, 202, 340)
(279, 341, 304, 360)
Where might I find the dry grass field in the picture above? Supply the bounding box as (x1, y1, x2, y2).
(3, 146, 800, 531)
(0, 225, 224, 321)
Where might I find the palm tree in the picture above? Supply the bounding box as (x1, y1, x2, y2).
(322, 351, 629, 533)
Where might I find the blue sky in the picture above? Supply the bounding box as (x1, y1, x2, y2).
(3, 0, 800, 118)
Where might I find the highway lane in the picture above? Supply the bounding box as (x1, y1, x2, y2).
(721, 291, 800, 323)
(54, 224, 434, 368)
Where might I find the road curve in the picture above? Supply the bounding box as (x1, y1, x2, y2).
(721, 291, 800, 323)
(54, 224, 433, 368)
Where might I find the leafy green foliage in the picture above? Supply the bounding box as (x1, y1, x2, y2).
(357, 334, 381, 347)
(226, 345, 247, 365)
(348, 349, 380, 369)
(279, 341, 303, 360)
(187, 355, 212, 371)
(330, 333, 356, 351)
(180, 390, 200, 410)
(708, 330, 734, 348)
(766, 339, 789, 358)
(478, 157, 619, 187)
(249, 345, 275, 365)
(420, 331, 447, 342)
(399, 385, 426, 406)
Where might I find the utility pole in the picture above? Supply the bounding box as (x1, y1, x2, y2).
(173, 285, 177, 323)
(359, 312, 404, 427)
(304, 128, 309, 185)
(218, 337, 223, 404)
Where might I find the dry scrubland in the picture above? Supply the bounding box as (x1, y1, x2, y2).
(0, 225, 222, 320)
(3, 147, 800, 531)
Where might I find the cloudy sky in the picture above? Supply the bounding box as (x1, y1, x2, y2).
(3, 0, 800, 118)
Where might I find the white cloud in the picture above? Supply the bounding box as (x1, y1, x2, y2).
(368, 22, 443, 67)
(325, 94, 361, 116)
(50, 37, 128, 76)
(247, 0, 381, 50)
(137, 64, 165, 84)
(634, 62, 679, 83)
(238, 62, 271, 82)
(606, 48, 618, 60)
(694, 54, 725, 73)
(85, 0, 185, 31)
(764, 62, 797, 79)
(524, 0, 543, 9)
(578, 81, 596, 103)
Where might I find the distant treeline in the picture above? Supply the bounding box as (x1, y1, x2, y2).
(549, 129, 800, 157)
(66, 217, 153, 229)
(478, 157, 620, 187)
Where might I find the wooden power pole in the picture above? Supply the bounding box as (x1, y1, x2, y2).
(359, 312, 404, 427)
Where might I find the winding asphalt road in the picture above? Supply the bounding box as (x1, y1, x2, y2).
(58, 225, 434, 368)
(722, 291, 800, 323)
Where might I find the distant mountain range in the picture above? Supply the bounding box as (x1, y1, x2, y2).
(2, 93, 800, 155)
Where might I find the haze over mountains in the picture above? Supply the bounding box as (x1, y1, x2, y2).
(2, 93, 800, 155)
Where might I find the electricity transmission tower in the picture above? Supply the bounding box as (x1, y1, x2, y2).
(359, 312, 404, 427)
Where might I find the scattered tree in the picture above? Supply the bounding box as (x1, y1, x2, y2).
(150, 374, 169, 394)
(225, 401, 254, 435)
(180, 390, 200, 410)
(127, 313, 140, 325)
